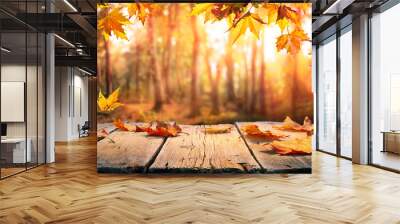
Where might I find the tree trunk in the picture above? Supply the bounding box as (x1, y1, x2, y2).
(205, 49, 221, 115)
(190, 15, 200, 116)
(135, 43, 141, 102)
(105, 38, 112, 95)
(147, 15, 163, 111)
(249, 40, 258, 113)
(243, 52, 249, 112)
(291, 54, 299, 121)
(225, 45, 235, 102)
(259, 36, 266, 115)
(163, 5, 175, 103)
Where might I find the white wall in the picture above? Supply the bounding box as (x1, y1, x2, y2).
(55, 67, 89, 141)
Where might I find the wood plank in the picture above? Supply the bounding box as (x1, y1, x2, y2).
(97, 130, 166, 173)
(149, 124, 261, 173)
(236, 122, 311, 173)
(97, 122, 116, 133)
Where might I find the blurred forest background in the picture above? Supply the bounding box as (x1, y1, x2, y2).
(97, 3, 313, 125)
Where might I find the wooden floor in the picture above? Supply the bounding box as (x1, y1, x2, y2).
(1, 136, 400, 224)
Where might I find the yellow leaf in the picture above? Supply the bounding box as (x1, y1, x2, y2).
(97, 3, 109, 9)
(248, 15, 264, 38)
(98, 88, 124, 112)
(276, 18, 289, 32)
(262, 4, 279, 25)
(191, 3, 214, 16)
(229, 17, 248, 44)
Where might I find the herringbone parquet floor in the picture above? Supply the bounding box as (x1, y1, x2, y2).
(0, 136, 399, 224)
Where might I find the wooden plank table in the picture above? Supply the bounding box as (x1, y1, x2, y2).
(235, 122, 311, 173)
(97, 130, 166, 173)
(97, 122, 311, 174)
(97, 123, 116, 133)
(149, 124, 262, 173)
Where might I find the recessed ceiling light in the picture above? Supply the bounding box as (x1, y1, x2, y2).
(1, 47, 11, 53)
(54, 34, 75, 48)
(63, 0, 78, 12)
(78, 67, 93, 76)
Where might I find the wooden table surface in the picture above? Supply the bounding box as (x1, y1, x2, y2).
(97, 122, 311, 174)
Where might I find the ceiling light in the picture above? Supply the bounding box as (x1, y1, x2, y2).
(54, 34, 75, 48)
(63, 0, 78, 12)
(322, 0, 354, 15)
(78, 67, 93, 76)
(1, 47, 11, 53)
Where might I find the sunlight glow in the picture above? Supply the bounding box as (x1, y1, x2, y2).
(263, 26, 281, 62)
(204, 19, 228, 58)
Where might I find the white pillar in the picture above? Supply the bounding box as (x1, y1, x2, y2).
(46, 32, 55, 163)
(352, 14, 369, 164)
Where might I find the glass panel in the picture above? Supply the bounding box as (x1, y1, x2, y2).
(1, 31, 27, 177)
(317, 37, 337, 154)
(339, 29, 352, 158)
(371, 5, 400, 171)
(38, 32, 45, 165)
(26, 0, 39, 169)
(27, 30, 38, 169)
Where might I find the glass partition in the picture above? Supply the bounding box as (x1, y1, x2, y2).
(371, 5, 400, 171)
(1, 30, 28, 177)
(339, 28, 352, 158)
(317, 36, 337, 154)
(0, 1, 46, 179)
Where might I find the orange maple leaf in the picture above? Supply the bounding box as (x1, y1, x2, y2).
(277, 5, 299, 25)
(243, 124, 287, 141)
(276, 28, 309, 54)
(271, 137, 312, 155)
(113, 119, 135, 132)
(273, 116, 314, 135)
(146, 122, 182, 137)
(127, 3, 154, 25)
(98, 8, 130, 40)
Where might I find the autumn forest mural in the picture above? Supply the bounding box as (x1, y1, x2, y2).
(97, 3, 313, 174)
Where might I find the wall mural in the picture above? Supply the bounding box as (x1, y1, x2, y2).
(97, 3, 313, 174)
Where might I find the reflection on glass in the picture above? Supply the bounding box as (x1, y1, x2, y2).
(27, 31, 38, 169)
(371, 4, 400, 171)
(1, 31, 27, 177)
(318, 37, 337, 154)
(38, 33, 46, 165)
(340, 29, 352, 158)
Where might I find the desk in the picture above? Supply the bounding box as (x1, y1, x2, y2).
(382, 131, 400, 154)
(1, 138, 31, 163)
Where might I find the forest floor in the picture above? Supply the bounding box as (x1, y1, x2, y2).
(98, 102, 266, 125)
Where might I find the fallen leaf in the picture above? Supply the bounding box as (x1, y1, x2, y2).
(204, 126, 232, 134)
(113, 119, 135, 132)
(97, 88, 124, 113)
(273, 116, 313, 134)
(135, 124, 151, 132)
(271, 137, 312, 155)
(243, 124, 287, 140)
(146, 122, 182, 137)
